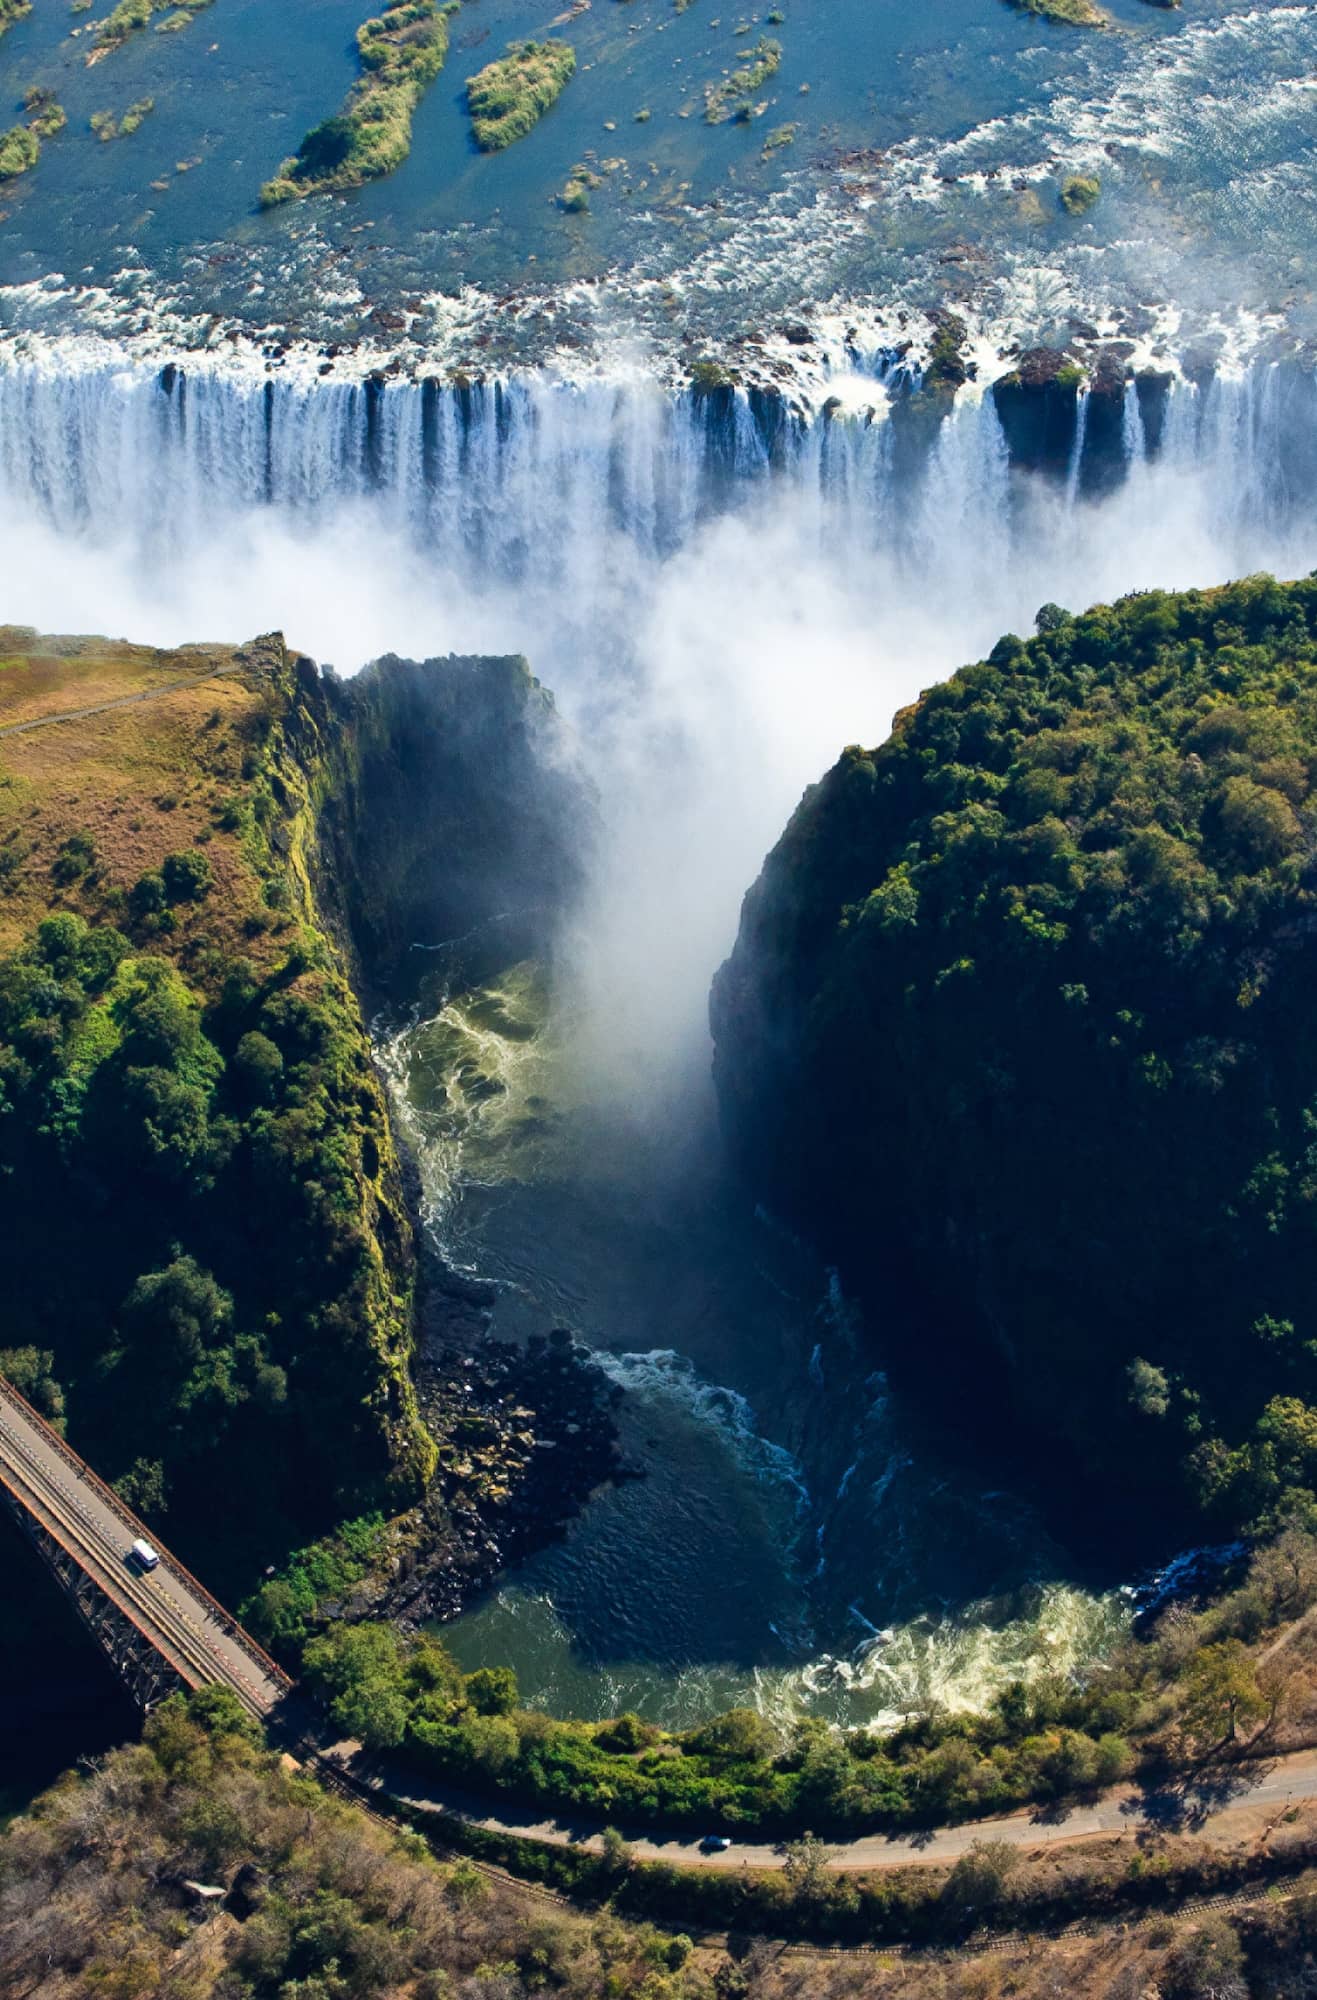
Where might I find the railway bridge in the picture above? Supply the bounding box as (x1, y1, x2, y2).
(0, 1375, 291, 1721)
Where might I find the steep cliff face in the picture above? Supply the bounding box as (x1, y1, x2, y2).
(0, 629, 586, 1589)
(318, 651, 586, 996)
(711, 575, 1317, 1536)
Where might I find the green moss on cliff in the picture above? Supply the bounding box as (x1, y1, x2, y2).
(0, 0, 31, 36)
(260, 0, 457, 205)
(0, 626, 587, 1594)
(712, 574, 1317, 1530)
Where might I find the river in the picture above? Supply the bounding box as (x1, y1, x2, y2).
(381, 962, 1128, 1731)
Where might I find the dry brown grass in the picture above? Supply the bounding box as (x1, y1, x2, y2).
(0, 629, 287, 973)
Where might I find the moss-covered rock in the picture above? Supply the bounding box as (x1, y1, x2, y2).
(90, 98, 155, 142)
(704, 34, 782, 122)
(991, 345, 1085, 479)
(91, 0, 212, 55)
(1003, 0, 1107, 25)
(1060, 172, 1101, 215)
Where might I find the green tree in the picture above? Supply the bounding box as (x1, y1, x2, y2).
(114, 1457, 169, 1517)
(1180, 1640, 1268, 1749)
(0, 1345, 65, 1427)
(1127, 1357, 1170, 1419)
(52, 832, 96, 884)
(941, 1838, 1021, 1914)
(599, 1826, 633, 1873)
(233, 1029, 284, 1102)
(685, 1706, 778, 1762)
(118, 1256, 232, 1378)
(776, 1832, 837, 1901)
(596, 1711, 660, 1753)
(185, 1684, 261, 1743)
(161, 849, 215, 902)
(464, 1665, 518, 1716)
(129, 869, 167, 920)
(303, 1623, 410, 1750)
(1092, 1732, 1136, 1785)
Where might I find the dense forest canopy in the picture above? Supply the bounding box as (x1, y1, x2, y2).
(712, 573, 1317, 1531)
(0, 908, 416, 1559)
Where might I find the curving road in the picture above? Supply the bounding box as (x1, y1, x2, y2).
(6, 1366, 1316, 1878)
(351, 1742, 1317, 1875)
(0, 1377, 290, 1723)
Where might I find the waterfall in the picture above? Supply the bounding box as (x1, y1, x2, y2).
(1064, 388, 1090, 512)
(1121, 379, 1146, 472)
(3, 346, 1317, 721)
(3, 338, 1317, 1136)
(3, 352, 1315, 592)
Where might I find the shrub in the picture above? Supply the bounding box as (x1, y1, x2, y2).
(161, 848, 214, 902)
(942, 1840, 1021, 1914)
(1060, 172, 1101, 213)
(51, 832, 95, 888)
(466, 39, 576, 151)
(0, 124, 38, 180)
(1161, 1918, 1247, 2000)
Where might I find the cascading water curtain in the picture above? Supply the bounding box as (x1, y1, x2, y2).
(2, 353, 1317, 598)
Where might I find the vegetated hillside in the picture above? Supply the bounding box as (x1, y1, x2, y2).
(11, 1687, 1317, 1993)
(711, 573, 1317, 1534)
(0, 628, 583, 1593)
(0, 1688, 713, 2000)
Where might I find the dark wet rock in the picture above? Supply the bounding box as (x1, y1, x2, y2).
(747, 383, 798, 464)
(1135, 366, 1176, 457)
(1181, 339, 1223, 387)
(366, 1258, 631, 1629)
(1078, 345, 1132, 499)
(992, 345, 1084, 480)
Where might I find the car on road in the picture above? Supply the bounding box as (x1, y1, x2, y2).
(129, 1537, 161, 1572)
(698, 1835, 732, 1854)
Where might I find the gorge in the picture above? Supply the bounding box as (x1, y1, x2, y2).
(5, 0, 1317, 1974)
(5, 335, 1314, 1749)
